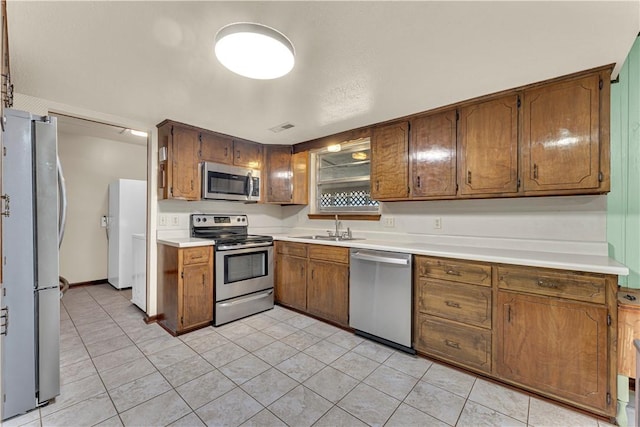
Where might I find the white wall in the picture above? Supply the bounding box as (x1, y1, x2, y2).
(58, 132, 146, 283)
(282, 195, 609, 255)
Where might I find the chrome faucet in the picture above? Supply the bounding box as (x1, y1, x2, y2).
(334, 214, 340, 237)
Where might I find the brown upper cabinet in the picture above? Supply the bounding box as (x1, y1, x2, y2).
(200, 131, 233, 165)
(264, 145, 308, 205)
(410, 110, 457, 199)
(200, 132, 262, 169)
(371, 121, 409, 200)
(264, 145, 293, 203)
(158, 120, 271, 201)
(157, 121, 201, 201)
(458, 94, 519, 196)
(307, 65, 611, 203)
(233, 139, 263, 169)
(521, 73, 606, 194)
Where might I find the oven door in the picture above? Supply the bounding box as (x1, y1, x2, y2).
(215, 245, 273, 301)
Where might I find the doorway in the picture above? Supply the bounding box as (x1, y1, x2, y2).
(53, 114, 148, 304)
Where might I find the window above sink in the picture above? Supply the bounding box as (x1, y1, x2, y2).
(310, 138, 380, 216)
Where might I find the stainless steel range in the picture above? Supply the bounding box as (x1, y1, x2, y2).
(191, 214, 273, 326)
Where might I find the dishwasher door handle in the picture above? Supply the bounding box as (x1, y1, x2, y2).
(351, 251, 410, 265)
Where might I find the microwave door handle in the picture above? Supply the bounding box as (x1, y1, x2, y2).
(246, 172, 253, 199)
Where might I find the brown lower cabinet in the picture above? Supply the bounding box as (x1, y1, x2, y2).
(275, 241, 349, 327)
(157, 244, 214, 335)
(414, 255, 618, 418)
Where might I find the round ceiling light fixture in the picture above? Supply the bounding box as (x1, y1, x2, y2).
(214, 22, 295, 80)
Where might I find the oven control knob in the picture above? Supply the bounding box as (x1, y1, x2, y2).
(195, 218, 201, 223)
(202, 218, 207, 222)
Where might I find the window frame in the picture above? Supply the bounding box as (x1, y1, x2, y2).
(308, 138, 380, 217)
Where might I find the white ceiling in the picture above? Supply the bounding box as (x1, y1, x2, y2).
(7, 1, 640, 145)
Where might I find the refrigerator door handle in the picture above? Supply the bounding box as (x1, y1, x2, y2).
(57, 156, 67, 247)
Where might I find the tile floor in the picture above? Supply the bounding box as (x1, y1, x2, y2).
(2, 284, 633, 427)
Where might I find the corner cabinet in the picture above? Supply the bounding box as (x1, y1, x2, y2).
(157, 244, 214, 335)
(371, 121, 409, 200)
(264, 146, 308, 205)
(275, 241, 349, 327)
(522, 72, 609, 194)
(413, 255, 617, 418)
(157, 122, 201, 200)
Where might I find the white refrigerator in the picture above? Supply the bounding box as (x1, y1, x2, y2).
(107, 179, 146, 289)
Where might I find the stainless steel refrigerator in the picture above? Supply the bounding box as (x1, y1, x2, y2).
(1, 109, 65, 420)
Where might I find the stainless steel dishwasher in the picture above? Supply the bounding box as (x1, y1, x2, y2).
(349, 248, 414, 353)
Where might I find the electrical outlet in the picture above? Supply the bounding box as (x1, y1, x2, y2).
(434, 217, 442, 229)
(159, 214, 168, 226)
(383, 216, 395, 228)
(171, 215, 180, 226)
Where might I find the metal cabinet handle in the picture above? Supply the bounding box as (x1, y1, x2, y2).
(445, 339, 460, 349)
(1, 194, 9, 217)
(416, 176, 421, 188)
(376, 180, 380, 191)
(236, 150, 241, 160)
(300, 266, 304, 277)
(533, 163, 538, 179)
(445, 300, 461, 308)
(445, 269, 461, 276)
(467, 170, 472, 184)
(537, 279, 558, 289)
(224, 147, 228, 157)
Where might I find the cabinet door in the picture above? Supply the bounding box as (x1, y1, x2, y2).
(458, 95, 519, 195)
(307, 260, 349, 326)
(497, 291, 609, 413)
(233, 139, 263, 169)
(410, 110, 457, 198)
(265, 145, 292, 203)
(171, 126, 200, 200)
(200, 131, 233, 165)
(522, 74, 601, 193)
(181, 263, 213, 329)
(276, 254, 307, 311)
(371, 122, 409, 200)
(291, 151, 309, 205)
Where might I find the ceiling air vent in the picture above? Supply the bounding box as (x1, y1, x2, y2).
(269, 122, 295, 133)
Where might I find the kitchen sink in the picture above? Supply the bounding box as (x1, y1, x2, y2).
(290, 235, 364, 242)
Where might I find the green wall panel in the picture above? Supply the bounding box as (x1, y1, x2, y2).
(608, 36, 640, 287)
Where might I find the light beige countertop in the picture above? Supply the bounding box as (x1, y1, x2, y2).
(157, 237, 215, 248)
(156, 234, 628, 276)
(274, 235, 629, 276)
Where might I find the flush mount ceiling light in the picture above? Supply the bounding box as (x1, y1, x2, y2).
(214, 22, 295, 80)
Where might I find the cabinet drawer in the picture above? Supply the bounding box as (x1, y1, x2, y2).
(277, 242, 308, 258)
(415, 314, 491, 372)
(497, 265, 605, 304)
(182, 247, 211, 265)
(415, 256, 491, 286)
(308, 245, 349, 264)
(416, 278, 491, 328)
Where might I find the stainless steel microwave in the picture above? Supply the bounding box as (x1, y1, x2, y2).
(202, 162, 260, 202)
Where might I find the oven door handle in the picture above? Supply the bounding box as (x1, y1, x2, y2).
(216, 242, 273, 251)
(218, 289, 274, 307)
